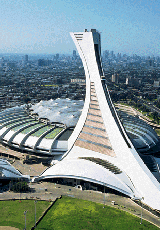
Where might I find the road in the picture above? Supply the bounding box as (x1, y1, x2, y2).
(0, 181, 160, 228)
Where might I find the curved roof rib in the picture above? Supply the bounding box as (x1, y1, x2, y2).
(33, 126, 56, 152)
(8, 122, 40, 145)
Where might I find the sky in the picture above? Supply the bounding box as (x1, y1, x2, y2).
(0, 0, 160, 56)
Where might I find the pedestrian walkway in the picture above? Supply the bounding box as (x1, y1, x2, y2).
(0, 227, 19, 230)
(1, 182, 160, 228)
(115, 103, 160, 128)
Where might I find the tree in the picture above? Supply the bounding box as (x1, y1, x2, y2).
(10, 181, 30, 193)
(23, 96, 31, 103)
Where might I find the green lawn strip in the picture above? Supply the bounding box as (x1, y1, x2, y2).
(6, 121, 23, 128)
(45, 128, 63, 139)
(31, 126, 52, 137)
(0, 200, 52, 230)
(37, 196, 159, 230)
(21, 124, 42, 134)
(12, 121, 36, 131)
(6, 119, 33, 128)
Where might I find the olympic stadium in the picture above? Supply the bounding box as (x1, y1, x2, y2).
(0, 99, 83, 156)
(33, 29, 160, 210)
(0, 99, 160, 169)
(0, 98, 160, 195)
(1, 29, 160, 210)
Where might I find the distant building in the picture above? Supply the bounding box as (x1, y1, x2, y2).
(126, 76, 131, 85)
(0, 57, 4, 67)
(38, 59, 45, 66)
(71, 78, 85, 84)
(154, 80, 159, 88)
(112, 73, 119, 83)
(73, 50, 77, 59)
(126, 76, 139, 86)
(147, 59, 155, 67)
(110, 50, 114, 57)
(24, 55, 28, 63)
(6, 62, 16, 69)
(55, 53, 59, 61)
(117, 53, 121, 59)
(157, 95, 160, 102)
(103, 50, 109, 59)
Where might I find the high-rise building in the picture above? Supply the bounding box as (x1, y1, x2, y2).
(38, 59, 45, 66)
(34, 29, 160, 210)
(117, 53, 121, 59)
(73, 50, 76, 58)
(126, 76, 132, 85)
(110, 50, 114, 58)
(126, 76, 139, 86)
(0, 57, 4, 67)
(55, 53, 59, 60)
(112, 73, 119, 83)
(24, 54, 28, 63)
(154, 80, 159, 88)
(103, 50, 109, 59)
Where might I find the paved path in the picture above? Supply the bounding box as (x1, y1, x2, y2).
(115, 103, 160, 128)
(0, 227, 19, 230)
(1, 182, 160, 228)
(0, 144, 22, 160)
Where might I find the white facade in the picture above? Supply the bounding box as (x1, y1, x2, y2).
(0, 158, 30, 181)
(0, 106, 68, 155)
(34, 29, 160, 210)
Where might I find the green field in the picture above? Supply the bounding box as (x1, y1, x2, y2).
(0, 200, 52, 229)
(37, 196, 159, 230)
(0, 197, 159, 230)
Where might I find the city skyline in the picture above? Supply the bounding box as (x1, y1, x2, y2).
(0, 0, 160, 56)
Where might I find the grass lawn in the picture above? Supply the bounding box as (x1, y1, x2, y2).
(155, 129, 160, 136)
(0, 200, 52, 230)
(37, 196, 159, 230)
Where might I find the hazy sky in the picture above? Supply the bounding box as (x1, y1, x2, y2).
(0, 0, 160, 55)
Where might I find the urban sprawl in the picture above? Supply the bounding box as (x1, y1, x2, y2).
(1, 50, 160, 120)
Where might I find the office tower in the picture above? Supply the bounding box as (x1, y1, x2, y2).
(73, 50, 76, 58)
(103, 50, 109, 59)
(110, 50, 114, 58)
(112, 73, 119, 83)
(154, 80, 160, 88)
(55, 53, 59, 60)
(117, 53, 121, 59)
(38, 59, 45, 66)
(24, 54, 28, 63)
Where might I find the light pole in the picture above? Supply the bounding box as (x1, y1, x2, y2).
(35, 200, 37, 228)
(140, 197, 144, 224)
(9, 181, 11, 191)
(103, 183, 105, 208)
(20, 179, 22, 201)
(24, 210, 27, 230)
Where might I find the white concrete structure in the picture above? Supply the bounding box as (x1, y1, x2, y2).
(34, 29, 160, 210)
(0, 158, 30, 181)
(0, 106, 71, 155)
